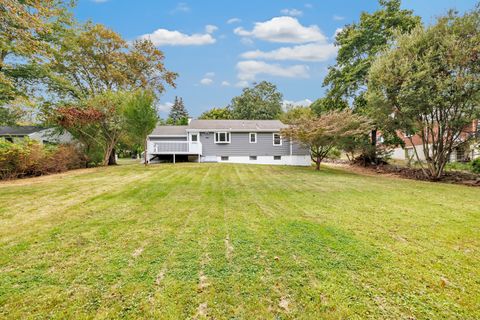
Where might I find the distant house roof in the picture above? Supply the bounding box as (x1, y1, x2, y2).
(149, 125, 188, 136)
(0, 126, 46, 136)
(148, 120, 287, 136)
(188, 120, 287, 131)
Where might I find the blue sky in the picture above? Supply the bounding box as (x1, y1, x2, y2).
(74, 0, 478, 117)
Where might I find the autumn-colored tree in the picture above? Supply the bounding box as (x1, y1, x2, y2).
(0, 0, 72, 103)
(281, 110, 371, 170)
(47, 23, 177, 101)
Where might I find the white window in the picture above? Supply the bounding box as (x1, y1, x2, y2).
(249, 132, 257, 143)
(215, 132, 230, 143)
(249, 155, 257, 160)
(274, 155, 281, 160)
(273, 133, 282, 146)
(191, 133, 198, 142)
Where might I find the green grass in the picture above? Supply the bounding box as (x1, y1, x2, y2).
(0, 163, 479, 319)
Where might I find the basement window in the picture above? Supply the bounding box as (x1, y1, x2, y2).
(221, 156, 229, 161)
(215, 132, 230, 143)
(249, 155, 257, 160)
(274, 156, 281, 160)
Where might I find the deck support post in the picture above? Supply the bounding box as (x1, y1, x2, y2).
(173, 153, 176, 164)
(198, 154, 200, 163)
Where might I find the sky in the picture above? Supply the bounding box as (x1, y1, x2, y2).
(74, 0, 478, 117)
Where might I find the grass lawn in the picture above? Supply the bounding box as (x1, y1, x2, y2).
(0, 162, 479, 319)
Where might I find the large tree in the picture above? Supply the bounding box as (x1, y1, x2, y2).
(167, 96, 189, 125)
(47, 23, 177, 101)
(198, 107, 233, 120)
(231, 81, 283, 120)
(323, 0, 420, 160)
(1, 0, 73, 121)
(123, 90, 158, 165)
(281, 110, 371, 170)
(368, 7, 480, 180)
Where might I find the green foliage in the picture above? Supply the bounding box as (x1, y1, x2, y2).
(0, 0, 73, 104)
(167, 96, 189, 125)
(310, 97, 348, 116)
(279, 106, 314, 124)
(123, 90, 157, 146)
(323, 0, 421, 108)
(368, 7, 480, 179)
(198, 107, 233, 120)
(0, 139, 84, 179)
(0, 106, 24, 126)
(472, 158, 480, 174)
(231, 81, 283, 120)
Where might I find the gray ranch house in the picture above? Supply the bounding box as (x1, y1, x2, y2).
(146, 120, 311, 166)
(0, 126, 73, 145)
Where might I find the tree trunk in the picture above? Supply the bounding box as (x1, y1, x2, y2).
(371, 128, 377, 164)
(315, 156, 321, 170)
(108, 148, 117, 165)
(144, 138, 148, 166)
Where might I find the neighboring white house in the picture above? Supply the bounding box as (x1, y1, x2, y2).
(0, 126, 73, 145)
(145, 120, 311, 166)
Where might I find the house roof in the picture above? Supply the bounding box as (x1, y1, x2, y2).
(149, 125, 188, 136)
(188, 120, 287, 131)
(0, 126, 46, 136)
(148, 120, 287, 136)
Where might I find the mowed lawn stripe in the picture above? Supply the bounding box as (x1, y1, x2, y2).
(0, 163, 479, 319)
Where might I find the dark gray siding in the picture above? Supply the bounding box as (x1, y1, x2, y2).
(200, 132, 291, 156)
(149, 136, 187, 141)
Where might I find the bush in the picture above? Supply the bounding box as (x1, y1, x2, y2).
(0, 139, 86, 180)
(472, 158, 480, 174)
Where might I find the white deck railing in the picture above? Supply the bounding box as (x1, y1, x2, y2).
(152, 141, 202, 154)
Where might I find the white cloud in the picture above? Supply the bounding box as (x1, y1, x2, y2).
(158, 102, 173, 112)
(236, 60, 309, 82)
(305, 3, 313, 8)
(333, 15, 345, 21)
(235, 80, 249, 88)
(240, 37, 254, 46)
(227, 18, 242, 24)
(241, 43, 337, 62)
(200, 78, 213, 85)
(205, 72, 215, 78)
(234, 16, 327, 44)
(283, 99, 313, 108)
(170, 2, 190, 14)
(205, 25, 218, 34)
(139, 27, 216, 46)
(221, 81, 231, 86)
(281, 8, 303, 17)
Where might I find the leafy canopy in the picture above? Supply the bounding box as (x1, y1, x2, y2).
(231, 81, 283, 120)
(367, 6, 480, 179)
